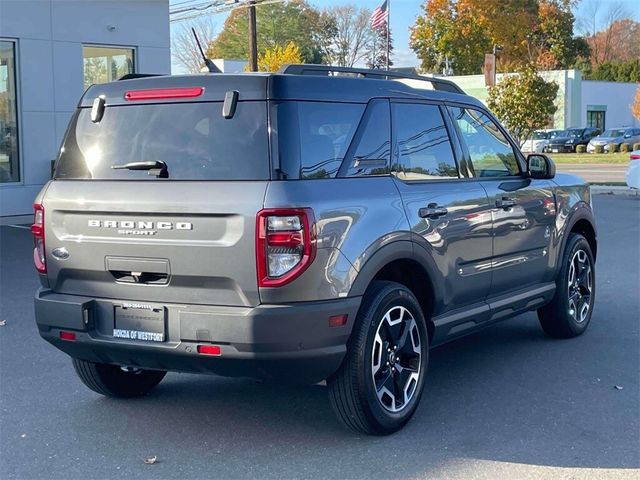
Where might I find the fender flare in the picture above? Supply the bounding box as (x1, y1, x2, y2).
(556, 202, 597, 272)
(347, 240, 444, 311)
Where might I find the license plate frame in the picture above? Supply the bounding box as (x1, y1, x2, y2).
(113, 304, 166, 343)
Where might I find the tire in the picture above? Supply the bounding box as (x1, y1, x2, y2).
(327, 281, 429, 435)
(538, 233, 596, 338)
(72, 359, 166, 398)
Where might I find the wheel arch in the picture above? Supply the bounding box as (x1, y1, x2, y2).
(348, 241, 441, 342)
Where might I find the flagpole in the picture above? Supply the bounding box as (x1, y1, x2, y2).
(386, 0, 390, 71)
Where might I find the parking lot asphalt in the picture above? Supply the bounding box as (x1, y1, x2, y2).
(1, 195, 638, 480)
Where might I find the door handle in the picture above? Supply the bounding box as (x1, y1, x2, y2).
(496, 197, 516, 210)
(419, 203, 448, 219)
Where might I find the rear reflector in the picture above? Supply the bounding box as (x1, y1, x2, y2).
(329, 314, 348, 328)
(124, 87, 204, 101)
(60, 331, 76, 341)
(197, 345, 221, 356)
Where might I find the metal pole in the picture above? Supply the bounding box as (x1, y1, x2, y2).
(248, 1, 258, 72)
(386, 0, 390, 71)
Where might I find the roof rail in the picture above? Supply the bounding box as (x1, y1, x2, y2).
(278, 64, 465, 94)
(118, 73, 165, 81)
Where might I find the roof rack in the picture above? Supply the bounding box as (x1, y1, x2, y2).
(279, 64, 464, 95)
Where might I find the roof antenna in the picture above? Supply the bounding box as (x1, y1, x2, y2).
(192, 27, 221, 73)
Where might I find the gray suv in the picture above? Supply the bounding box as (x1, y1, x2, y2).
(33, 65, 597, 435)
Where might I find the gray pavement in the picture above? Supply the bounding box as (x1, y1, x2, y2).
(1, 195, 639, 480)
(557, 164, 627, 184)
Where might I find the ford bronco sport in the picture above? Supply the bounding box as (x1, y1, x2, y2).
(33, 65, 597, 435)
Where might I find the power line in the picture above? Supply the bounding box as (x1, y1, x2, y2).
(169, 0, 284, 23)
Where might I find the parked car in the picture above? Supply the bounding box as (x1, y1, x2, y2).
(544, 127, 601, 153)
(626, 150, 640, 189)
(587, 127, 640, 153)
(522, 129, 561, 153)
(32, 65, 597, 435)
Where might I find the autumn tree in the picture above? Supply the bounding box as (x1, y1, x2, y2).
(410, 0, 490, 74)
(207, 0, 326, 64)
(257, 42, 303, 72)
(411, 0, 585, 75)
(632, 87, 640, 121)
(532, 0, 590, 70)
(487, 66, 559, 146)
(171, 17, 217, 73)
(367, 28, 394, 70)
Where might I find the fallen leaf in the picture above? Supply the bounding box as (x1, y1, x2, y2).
(20, 433, 26, 438)
(614, 385, 624, 390)
(0, 320, 6, 326)
(144, 456, 158, 465)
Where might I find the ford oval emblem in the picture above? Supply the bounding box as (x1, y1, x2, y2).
(51, 247, 70, 260)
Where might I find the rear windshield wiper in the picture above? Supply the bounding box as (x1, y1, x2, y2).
(111, 161, 168, 178)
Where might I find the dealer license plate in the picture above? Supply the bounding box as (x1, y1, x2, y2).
(113, 303, 165, 342)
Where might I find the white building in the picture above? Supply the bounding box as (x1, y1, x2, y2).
(446, 70, 639, 133)
(0, 0, 171, 219)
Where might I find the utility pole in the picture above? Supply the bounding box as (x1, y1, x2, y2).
(248, 1, 258, 72)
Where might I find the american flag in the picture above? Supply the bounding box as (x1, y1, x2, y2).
(370, 1, 388, 30)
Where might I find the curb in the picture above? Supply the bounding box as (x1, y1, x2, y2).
(591, 185, 639, 196)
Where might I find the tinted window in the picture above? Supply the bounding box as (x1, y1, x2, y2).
(344, 100, 391, 177)
(56, 102, 269, 180)
(280, 102, 364, 179)
(451, 107, 520, 177)
(392, 103, 458, 181)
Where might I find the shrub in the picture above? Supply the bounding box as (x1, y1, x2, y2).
(607, 143, 619, 153)
(594, 144, 605, 154)
(634, 143, 640, 151)
(620, 143, 631, 153)
(576, 144, 587, 154)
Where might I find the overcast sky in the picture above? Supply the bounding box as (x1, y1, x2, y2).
(169, 0, 640, 73)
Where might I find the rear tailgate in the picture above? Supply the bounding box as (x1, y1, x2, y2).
(43, 181, 266, 307)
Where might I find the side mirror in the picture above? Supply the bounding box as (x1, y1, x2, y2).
(527, 154, 555, 179)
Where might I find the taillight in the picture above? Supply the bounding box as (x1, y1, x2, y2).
(631, 153, 640, 161)
(256, 208, 316, 287)
(31, 203, 46, 274)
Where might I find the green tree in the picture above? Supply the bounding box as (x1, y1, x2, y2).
(487, 66, 559, 147)
(586, 59, 640, 82)
(207, 0, 326, 64)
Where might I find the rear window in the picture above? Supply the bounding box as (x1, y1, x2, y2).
(55, 102, 270, 180)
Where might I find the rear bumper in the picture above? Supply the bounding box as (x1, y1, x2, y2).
(34, 289, 361, 384)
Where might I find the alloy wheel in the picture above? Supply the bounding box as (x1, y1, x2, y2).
(371, 306, 422, 413)
(567, 249, 593, 323)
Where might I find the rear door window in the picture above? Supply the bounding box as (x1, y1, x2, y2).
(392, 103, 458, 181)
(55, 101, 270, 180)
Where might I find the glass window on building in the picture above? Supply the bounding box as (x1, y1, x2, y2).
(0, 40, 19, 183)
(83, 46, 134, 88)
(587, 110, 606, 131)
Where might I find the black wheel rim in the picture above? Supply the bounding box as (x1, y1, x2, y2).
(371, 305, 422, 413)
(568, 249, 593, 323)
